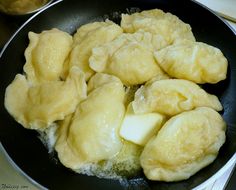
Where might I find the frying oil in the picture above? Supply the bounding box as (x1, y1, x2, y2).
(38, 124, 143, 180)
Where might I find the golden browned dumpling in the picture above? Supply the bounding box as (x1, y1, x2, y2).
(67, 20, 123, 80)
(154, 40, 228, 84)
(121, 9, 195, 50)
(89, 31, 165, 86)
(140, 107, 226, 181)
(23, 29, 73, 84)
(132, 79, 222, 116)
(4, 67, 86, 130)
(55, 73, 125, 171)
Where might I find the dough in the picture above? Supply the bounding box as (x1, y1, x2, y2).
(154, 40, 228, 84)
(140, 107, 226, 181)
(89, 31, 165, 86)
(55, 73, 125, 170)
(132, 79, 222, 116)
(67, 20, 123, 80)
(24, 28, 73, 84)
(121, 9, 195, 50)
(4, 67, 86, 130)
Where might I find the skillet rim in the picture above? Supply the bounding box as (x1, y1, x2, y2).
(192, 0, 236, 36)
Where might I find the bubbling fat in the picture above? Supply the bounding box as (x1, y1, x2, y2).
(38, 128, 143, 179)
(37, 123, 58, 153)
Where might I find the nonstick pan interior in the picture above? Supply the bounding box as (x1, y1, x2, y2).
(0, 0, 236, 189)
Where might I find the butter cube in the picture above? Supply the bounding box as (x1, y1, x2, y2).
(119, 104, 165, 146)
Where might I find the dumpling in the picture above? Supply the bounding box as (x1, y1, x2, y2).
(106, 140, 143, 177)
(89, 31, 165, 86)
(140, 107, 226, 181)
(154, 40, 228, 84)
(87, 72, 121, 93)
(4, 67, 87, 130)
(73, 21, 114, 45)
(55, 73, 125, 171)
(132, 79, 222, 116)
(56, 119, 142, 178)
(67, 20, 123, 80)
(121, 9, 195, 50)
(145, 72, 170, 86)
(24, 28, 73, 84)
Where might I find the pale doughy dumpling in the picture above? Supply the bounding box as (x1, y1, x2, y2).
(140, 107, 226, 181)
(67, 20, 123, 80)
(56, 120, 142, 179)
(89, 31, 166, 86)
(55, 73, 125, 170)
(4, 67, 87, 130)
(145, 72, 170, 86)
(121, 9, 195, 50)
(73, 21, 114, 45)
(154, 41, 228, 84)
(132, 79, 222, 116)
(24, 29, 73, 84)
(87, 72, 121, 93)
(107, 140, 143, 177)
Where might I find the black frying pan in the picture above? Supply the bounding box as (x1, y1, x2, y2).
(0, 0, 236, 189)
